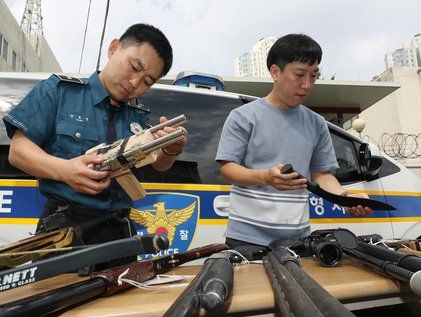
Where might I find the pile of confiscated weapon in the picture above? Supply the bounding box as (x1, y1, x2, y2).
(0, 232, 228, 316)
(0, 228, 420, 316)
(263, 228, 421, 317)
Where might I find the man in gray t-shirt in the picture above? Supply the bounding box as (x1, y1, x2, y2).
(215, 34, 373, 248)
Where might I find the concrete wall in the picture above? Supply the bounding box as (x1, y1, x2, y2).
(0, 0, 61, 72)
(348, 67, 421, 177)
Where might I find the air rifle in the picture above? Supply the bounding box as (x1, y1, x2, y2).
(86, 114, 187, 200)
(0, 234, 168, 293)
(0, 243, 228, 317)
(316, 228, 421, 297)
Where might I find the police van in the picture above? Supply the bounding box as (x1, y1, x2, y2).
(0, 72, 420, 255)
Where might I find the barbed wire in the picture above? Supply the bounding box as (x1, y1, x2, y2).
(363, 133, 421, 159)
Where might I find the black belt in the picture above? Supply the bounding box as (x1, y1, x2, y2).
(45, 198, 130, 218)
(39, 198, 131, 235)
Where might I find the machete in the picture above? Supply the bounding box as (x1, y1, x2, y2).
(281, 164, 396, 210)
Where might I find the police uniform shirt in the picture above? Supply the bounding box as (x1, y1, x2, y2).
(3, 72, 148, 211)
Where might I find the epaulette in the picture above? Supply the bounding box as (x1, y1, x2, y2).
(53, 74, 85, 85)
(126, 99, 151, 114)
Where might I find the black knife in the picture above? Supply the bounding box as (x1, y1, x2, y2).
(281, 164, 396, 210)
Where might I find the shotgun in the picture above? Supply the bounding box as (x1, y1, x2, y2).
(164, 251, 234, 317)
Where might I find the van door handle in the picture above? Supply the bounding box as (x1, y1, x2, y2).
(213, 196, 230, 217)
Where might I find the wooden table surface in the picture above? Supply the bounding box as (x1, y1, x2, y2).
(0, 257, 413, 316)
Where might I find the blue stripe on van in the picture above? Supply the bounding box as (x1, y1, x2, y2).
(0, 184, 420, 221)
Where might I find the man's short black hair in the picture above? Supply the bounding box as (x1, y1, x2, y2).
(120, 23, 173, 76)
(267, 34, 322, 71)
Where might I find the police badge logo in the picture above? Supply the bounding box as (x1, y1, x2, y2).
(130, 192, 200, 259)
(130, 122, 143, 135)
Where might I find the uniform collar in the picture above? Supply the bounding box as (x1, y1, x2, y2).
(88, 71, 110, 106)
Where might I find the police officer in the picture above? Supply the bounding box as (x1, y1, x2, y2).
(3, 24, 188, 269)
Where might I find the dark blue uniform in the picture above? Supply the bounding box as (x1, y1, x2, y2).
(3, 72, 148, 211)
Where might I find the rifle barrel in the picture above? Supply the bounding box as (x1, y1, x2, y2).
(264, 253, 324, 317)
(148, 115, 186, 133)
(283, 261, 355, 317)
(140, 129, 185, 155)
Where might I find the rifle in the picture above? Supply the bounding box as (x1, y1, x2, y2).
(323, 228, 421, 297)
(0, 243, 228, 317)
(86, 114, 187, 200)
(280, 164, 396, 210)
(164, 251, 234, 317)
(0, 234, 168, 293)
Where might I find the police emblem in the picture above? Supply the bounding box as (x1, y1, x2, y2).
(131, 192, 200, 259)
(130, 122, 143, 135)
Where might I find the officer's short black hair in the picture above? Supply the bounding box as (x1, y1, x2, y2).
(267, 34, 322, 71)
(120, 23, 173, 76)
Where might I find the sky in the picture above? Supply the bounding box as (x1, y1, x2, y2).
(4, 0, 421, 81)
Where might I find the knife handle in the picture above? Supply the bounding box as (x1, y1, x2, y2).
(281, 164, 305, 179)
(280, 164, 318, 192)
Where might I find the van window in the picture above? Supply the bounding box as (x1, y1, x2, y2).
(378, 157, 401, 178)
(330, 131, 362, 184)
(0, 145, 32, 179)
(138, 88, 249, 184)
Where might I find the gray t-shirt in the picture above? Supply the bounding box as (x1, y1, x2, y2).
(216, 98, 339, 245)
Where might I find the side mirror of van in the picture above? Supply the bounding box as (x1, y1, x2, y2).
(359, 143, 382, 176)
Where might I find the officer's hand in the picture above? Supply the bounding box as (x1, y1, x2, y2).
(264, 164, 307, 191)
(59, 155, 111, 195)
(154, 116, 188, 156)
(344, 193, 374, 217)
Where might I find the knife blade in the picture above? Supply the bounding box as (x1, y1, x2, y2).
(281, 164, 396, 210)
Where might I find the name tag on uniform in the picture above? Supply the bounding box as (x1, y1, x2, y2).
(68, 113, 89, 123)
(130, 122, 143, 135)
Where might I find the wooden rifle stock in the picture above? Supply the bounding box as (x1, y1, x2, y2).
(93, 243, 228, 296)
(0, 243, 227, 317)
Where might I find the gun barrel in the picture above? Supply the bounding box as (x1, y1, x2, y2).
(148, 115, 187, 133)
(140, 129, 185, 155)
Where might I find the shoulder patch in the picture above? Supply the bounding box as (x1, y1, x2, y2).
(126, 99, 151, 114)
(53, 74, 85, 85)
